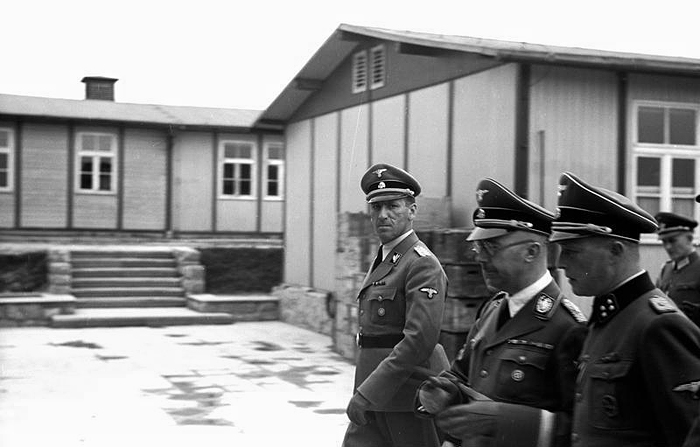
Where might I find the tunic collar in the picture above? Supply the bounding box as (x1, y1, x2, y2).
(674, 250, 698, 271)
(590, 271, 655, 326)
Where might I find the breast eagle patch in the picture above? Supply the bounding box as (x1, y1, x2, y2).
(420, 287, 439, 299)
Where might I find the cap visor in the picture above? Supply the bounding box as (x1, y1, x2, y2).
(367, 192, 409, 204)
(467, 227, 510, 241)
(549, 230, 590, 243)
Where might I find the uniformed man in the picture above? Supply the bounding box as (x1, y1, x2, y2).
(655, 211, 700, 326)
(551, 171, 700, 447)
(342, 163, 449, 447)
(416, 178, 587, 447)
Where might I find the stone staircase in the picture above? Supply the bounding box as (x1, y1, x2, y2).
(50, 248, 235, 328)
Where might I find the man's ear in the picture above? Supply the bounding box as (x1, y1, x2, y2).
(408, 202, 417, 220)
(524, 241, 542, 262)
(610, 240, 626, 257)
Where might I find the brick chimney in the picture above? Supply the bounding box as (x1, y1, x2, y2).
(81, 76, 118, 101)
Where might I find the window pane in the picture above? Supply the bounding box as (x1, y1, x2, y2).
(0, 172, 6, 188)
(673, 198, 695, 217)
(638, 107, 664, 144)
(0, 131, 8, 148)
(223, 180, 234, 195)
(240, 180, 251, 195)
(99, 174, 111, 191)
(669, 108, 696, 145)
(637, 157, 660, 187)
(82, 134, 95, 151)
(224, 144, 238, 159)
(224, 143, 252, 159)
(672, 158, 695, 188)
(0, 153, 6, 170)
(98, 135, 112, 151)
(80, 173, 92, 189)
(240, 163, 251, 180)
(268, 146, 283, 160)
(268, 181, 278, 197)
(99, 158, 112, 173)
(637, 197, 660, 216)
(267, 165, 278, 180)
(223, 163, 234, 178)
(81, 156, 93, 173)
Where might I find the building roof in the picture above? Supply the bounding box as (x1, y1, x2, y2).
(0, 93, 262, 130)
(257, 23, 700, 126)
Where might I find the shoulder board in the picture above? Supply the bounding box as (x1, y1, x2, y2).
(561, 298, 587, 323)
(414, 245, 432, 257)
(649, 295, 677, 314)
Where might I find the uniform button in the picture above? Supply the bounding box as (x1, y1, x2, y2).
(575, 392, 582, 401)
(359, 310, 364, 316)
(378, 296, 383, 301)
(518, 355, 526, 363)
(572, 433, 579, 443)
(378, 308, 386, 317)
(480, 370, 488, 378)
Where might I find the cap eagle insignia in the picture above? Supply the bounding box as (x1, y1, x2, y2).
(557, 184, 567, 196)
(476, 189, 489, 202)
(373, 168, 388, 178)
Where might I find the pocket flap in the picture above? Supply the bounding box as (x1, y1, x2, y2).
(499, 347, 549, 369)
(367, 287, 397, 302)
(588, 361, 632, 380)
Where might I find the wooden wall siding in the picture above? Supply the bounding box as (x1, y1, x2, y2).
(339, 104, 370, 213)
(218, 200, 257, 231)
(407, 83, 449, 197)
(628, 73, 700, 103)
(371, 95, 406, 166)
(172, 132, 213, 231)
(311, 113, 340, 291)
(528, 65, 618, 209)
(0, 194, 14, 227)
(122, 129, 167, 230)
(284, 120, 313, 285)
(451, 64, 519, 227)
(292, 42, 502, 123)
(20, 124, 69, 227)
(73, 194, 117, 228)
(260, 201, 283, 232)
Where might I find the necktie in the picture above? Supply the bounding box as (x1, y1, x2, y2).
(371, 245, 383, 272)
(496, 293, 511, 330)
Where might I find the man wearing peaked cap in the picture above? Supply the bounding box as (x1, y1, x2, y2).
(343, 163, 449, 447)
(417, 178, 587, 447)
(654, 212, 700, 327)
(551, 172, 700, 447)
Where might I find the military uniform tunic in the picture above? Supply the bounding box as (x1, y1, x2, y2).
(572, 272, 700, 447)
(444, 280, 587, 447)
(657, 251, 700, 326)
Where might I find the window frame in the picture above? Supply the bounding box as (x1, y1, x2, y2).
(75, 131, 117, 194)
(219, 139, 257, 200)
(0, 127, 14, 192)
(632, 101, 700, 240)
(263, 142, 285, 200)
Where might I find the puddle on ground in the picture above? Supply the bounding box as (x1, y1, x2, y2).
(96, 354, 128, 361)
(164, 333, 187, 338)
(252, 341, 283, 351)
(178, 340, 228, 346)
(144, 375, 231, 426)
(314, 408, 346, 415)
(51, 340, 102, 349)
(288, 400, 322, 408)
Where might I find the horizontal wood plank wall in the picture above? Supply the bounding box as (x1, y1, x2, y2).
(123, 128, 168, 230)
(21, 123, 69, 228)
(313, 112, 339, 291)
(284, 120, 312, 285)
(339, 104, 370, 213)
(451, 64, 519, 227)
(171, 131, 214, 232)
(371, 95, 406, 167)
(528, 65, 618, 210)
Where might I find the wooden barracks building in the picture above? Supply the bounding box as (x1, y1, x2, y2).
(3, 24, 700, 318)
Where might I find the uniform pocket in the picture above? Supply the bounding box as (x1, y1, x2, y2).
(588, 361, 636, 430)
(494, 346, 550, 404)
(367, 287, 404, 326)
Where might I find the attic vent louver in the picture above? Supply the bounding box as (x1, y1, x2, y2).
(352, 51, 368, 93)
(370, 45, 386, 90)
(81, 76, 118, 101)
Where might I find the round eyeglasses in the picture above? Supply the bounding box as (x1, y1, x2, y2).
(472, 239, 537, 257)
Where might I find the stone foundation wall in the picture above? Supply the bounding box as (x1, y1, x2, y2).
(272, 285, 334, 336)
(0, 295, 75, 327)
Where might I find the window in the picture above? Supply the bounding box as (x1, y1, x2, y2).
(264, 143, 284, 199)
(221, 141, 255, 198)
(77, 132, 116, 193)
(352, 45, 387, 94)
(0, 128, 13, 191)
(633, 103, 699, 218)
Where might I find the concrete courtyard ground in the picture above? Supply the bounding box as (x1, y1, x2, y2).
(0, 321, 355, 447)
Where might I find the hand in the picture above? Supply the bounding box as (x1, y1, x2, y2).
(435, 401, 500, 440)
(681, 301, 700, 321)
(346, 393, 372, 426)
(418, 376, 460, 414)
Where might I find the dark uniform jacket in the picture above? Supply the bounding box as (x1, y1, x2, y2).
(657, 251, 700, 325)
(572, 272, 700, 447)
(443, 279, 587, 447)
(354, 231, 449, 411)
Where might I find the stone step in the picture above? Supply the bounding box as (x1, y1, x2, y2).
(71, 267, 179, 278)
(72, 277, 182, 289)
(71, 258, 177, 268)
(75, 297, 187, 308)
(71, 287, 185, 298)
(50, 308, 234, 328)
(188, 294, 279, 321)
(71, 250, 174, 259)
